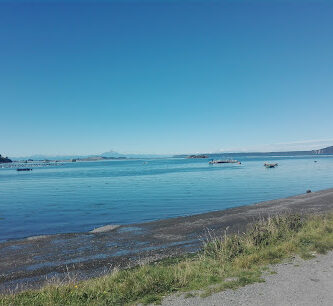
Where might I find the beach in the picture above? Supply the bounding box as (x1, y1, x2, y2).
(1, 188, 333, 293)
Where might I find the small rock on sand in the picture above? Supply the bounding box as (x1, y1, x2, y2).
(26, 235, 51, 241)
(89, 225, 120, 233)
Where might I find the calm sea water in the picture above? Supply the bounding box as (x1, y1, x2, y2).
(1, 155, 333, 241)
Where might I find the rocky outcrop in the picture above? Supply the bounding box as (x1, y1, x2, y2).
(0, 154, 12, 163)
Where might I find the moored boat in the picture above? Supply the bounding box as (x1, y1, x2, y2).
(209, 159, 241, 165)
(264, 163, 278, 168)
(16, 168, 33, 171)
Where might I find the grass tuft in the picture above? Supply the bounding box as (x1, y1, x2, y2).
(1, 213, 333, 305)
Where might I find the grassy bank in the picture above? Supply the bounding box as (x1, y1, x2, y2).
(2, 213, 333, 305)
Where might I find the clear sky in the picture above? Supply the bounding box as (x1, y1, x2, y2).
(1, 0, 333, 157)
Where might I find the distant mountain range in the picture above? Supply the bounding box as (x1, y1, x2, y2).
(5, 146, 333, 162)
(8, 150, 170, 161)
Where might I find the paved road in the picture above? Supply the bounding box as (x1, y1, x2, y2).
(163, 251, 333, 306)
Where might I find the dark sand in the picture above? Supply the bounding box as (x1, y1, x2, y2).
(1, 188, 333, 293)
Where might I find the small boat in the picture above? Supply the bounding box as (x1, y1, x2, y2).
(264, 163, 278, 168)
(16, 168, 33, 171)
(209, 159, 240, 165)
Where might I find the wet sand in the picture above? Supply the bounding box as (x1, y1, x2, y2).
(1, 188, 333, 293)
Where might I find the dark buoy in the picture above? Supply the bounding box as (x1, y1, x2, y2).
(306, 189, 312, 194)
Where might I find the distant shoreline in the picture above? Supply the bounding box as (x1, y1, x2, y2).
(6, 144, 333, 162)
(3, 153, 333, 165)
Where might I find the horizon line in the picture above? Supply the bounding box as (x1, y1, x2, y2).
(7, 146, 332, 159)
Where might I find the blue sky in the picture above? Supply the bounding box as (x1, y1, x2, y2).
(1, 0, 333, 157)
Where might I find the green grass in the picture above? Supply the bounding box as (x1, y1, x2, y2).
(2, 213, 333, 305)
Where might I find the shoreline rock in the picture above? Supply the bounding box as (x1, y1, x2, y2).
(89, 224, 120, 233)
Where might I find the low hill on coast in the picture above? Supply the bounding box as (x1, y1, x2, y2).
(313, 145, 333, 154)
(174, 145, 333, 158)
(0, 154, 12, 163)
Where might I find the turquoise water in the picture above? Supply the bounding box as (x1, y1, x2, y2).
(0, 155, 332, 241)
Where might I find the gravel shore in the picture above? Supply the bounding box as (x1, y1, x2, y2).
(162, 251, 333, 306)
